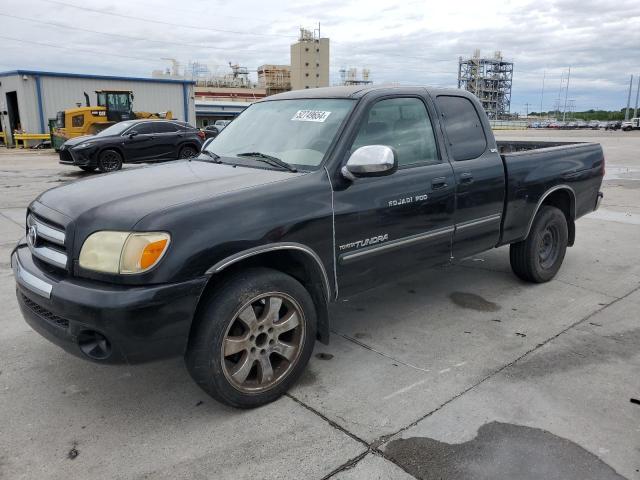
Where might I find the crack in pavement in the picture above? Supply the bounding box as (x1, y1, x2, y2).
(0, 210, 25, 228)
(331, 330, 431, 373)
(290, 284, 640, 479)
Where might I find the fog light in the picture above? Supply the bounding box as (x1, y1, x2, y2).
(78, 330, 112, 360)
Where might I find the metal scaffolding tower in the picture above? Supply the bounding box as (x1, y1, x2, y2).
(458, 50, 513, 119)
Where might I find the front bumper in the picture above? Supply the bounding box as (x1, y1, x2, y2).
(58, 146, 96, 167)
(12, 245, 208, 364)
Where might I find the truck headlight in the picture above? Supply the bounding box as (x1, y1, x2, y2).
(79, 231, 170, 274)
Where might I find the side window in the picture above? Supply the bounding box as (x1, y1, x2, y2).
(351, 97, 439, 167)
(153, 122, 178, 133)
(131, 123, 154, 135)
(72, 114, 84, 128)
(435, 96, 487, 161)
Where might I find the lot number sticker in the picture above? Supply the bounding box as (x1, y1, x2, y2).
(291, 110, 332, 122)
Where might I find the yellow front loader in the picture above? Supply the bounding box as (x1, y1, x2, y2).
(51, 90, 172, 149)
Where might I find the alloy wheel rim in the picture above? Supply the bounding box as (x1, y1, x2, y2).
(221, 292, 305, 393)
(101, 152, 119, 171)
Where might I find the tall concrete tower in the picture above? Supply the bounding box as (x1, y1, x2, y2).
(290, 27, 330, 91)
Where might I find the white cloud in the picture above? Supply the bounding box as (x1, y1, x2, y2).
(1, 0, 638, 111)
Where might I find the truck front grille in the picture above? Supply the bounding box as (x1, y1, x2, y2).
(21, 293, 70, 329)
(27, 214, 68, 271)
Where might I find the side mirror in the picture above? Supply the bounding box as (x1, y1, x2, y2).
(341, 145, 397, 181)
(202, 137, 215, 150)
(128, 130, 138, 138)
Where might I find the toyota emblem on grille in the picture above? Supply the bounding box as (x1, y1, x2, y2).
(27, 225, 38, 246)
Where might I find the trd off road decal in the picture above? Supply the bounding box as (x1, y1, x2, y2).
(339, 234, 389, 251)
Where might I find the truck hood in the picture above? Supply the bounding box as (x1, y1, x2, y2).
(36, 160, 303, 229)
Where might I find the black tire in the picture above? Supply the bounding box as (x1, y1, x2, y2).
(510, 205, 568, 283)
(97, 149, 123, 172)
(179, 145, 198, 159)
(79, 165, 96, 172)
(185, 268, 317, 408)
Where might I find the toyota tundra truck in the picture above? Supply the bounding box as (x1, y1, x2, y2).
(12, 86, 605, 408)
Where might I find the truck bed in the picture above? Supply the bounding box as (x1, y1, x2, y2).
(497, 141, 604, 245)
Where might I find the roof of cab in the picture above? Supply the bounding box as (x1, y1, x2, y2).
(265, 85, 469, 101)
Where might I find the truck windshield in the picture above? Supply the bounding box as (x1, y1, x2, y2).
(204, 99, 355, 169)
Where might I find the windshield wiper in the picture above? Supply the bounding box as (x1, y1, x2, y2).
(236, 152, 297, 172)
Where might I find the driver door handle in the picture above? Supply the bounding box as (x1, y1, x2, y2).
(431, 177, 448, 190)
(459, 172, 474, 184)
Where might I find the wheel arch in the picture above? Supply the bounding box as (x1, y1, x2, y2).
(200, 243, 333, 344)
(97, 145, 124, 161)
(525, 185, 576, 246)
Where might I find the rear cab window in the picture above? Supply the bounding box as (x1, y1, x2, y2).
(435, 95, 487, 161)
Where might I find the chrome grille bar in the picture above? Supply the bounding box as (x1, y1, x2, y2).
(31, 245, 68, 269)
(27, 215, 65, 246)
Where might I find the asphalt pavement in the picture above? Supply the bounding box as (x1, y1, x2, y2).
(0, 130, 638, 479)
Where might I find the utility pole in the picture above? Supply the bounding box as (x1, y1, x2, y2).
(524, 103, 531, 117)
(562, 67, 571, 122)
(625, 75, 633, 121)
(540, 70, 546, 119)
(634, 74, 640, 119)
(557, 71, 565, 118)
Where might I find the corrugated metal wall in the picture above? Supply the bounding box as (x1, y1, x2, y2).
(0, 72, 195, 137)
(0, 74, 36, 144)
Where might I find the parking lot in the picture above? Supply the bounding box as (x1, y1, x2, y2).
(0, 129, 638, 479)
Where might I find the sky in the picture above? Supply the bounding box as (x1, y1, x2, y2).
(1, 0, 639, 113)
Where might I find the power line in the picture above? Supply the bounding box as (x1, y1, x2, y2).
(0, 34, 164, 63)
(44, 0, 297, 39)
(0, 13, 281, 55)
(35, 1, 457, 65)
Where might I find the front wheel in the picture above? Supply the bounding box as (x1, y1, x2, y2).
(97, 149, 123, 172)
(510, 205, 568, 283)
(185, 268, 316, 408)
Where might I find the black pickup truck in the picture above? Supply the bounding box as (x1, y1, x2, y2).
(12, 86, 604, 408)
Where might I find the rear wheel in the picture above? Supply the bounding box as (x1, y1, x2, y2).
(510, 205, 568, 283)
(185, 268, 316, 408)
(97, 149, 123, 172)
(179, 145, 198, 159)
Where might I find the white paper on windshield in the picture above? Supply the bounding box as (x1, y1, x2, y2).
(291, 110, 331, 122)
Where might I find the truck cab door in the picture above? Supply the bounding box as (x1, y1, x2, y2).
(332, 95, 456, 296)
(434, 94, 505, 260)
